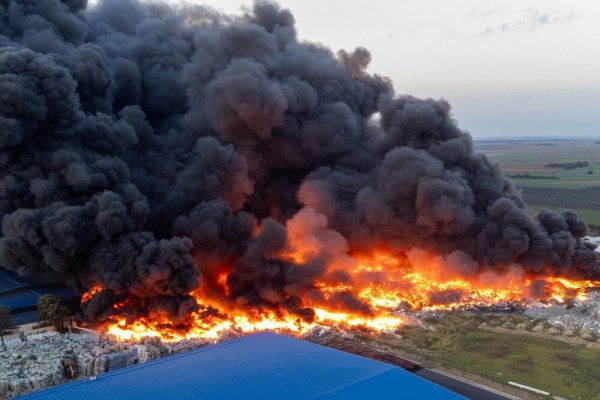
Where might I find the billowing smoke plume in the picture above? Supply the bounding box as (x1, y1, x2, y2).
(0, 0, 598, 325)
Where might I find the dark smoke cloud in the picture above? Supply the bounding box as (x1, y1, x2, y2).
(0, 0, 598, 325)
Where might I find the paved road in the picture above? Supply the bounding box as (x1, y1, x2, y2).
(416, 369, 517, 400)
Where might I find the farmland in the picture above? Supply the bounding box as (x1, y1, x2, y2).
(476, 139, 600, 230)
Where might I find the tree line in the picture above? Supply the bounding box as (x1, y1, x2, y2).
(0, 295, 75, 350)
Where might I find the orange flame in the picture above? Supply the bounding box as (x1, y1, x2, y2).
(86, 248, 599, 342)
(81, 284, 103, 303)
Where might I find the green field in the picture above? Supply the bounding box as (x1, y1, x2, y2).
(478, 140, 600, 188)
(477, 139, 600, 229)
(434, 331, 600, 399)
(387, 315, 600, 399)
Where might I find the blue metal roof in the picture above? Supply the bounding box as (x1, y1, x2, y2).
(0, 290, 39, 309)
(0, 266, 76, 315)
(0, 288, 76, 310)
(0, 267, 27, 291)
(18, 332, 465, 400)
(0, 267, 44, 288)
(11, 310, 39, 325)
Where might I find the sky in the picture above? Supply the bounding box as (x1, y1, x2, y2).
(92, 0, 600, 138)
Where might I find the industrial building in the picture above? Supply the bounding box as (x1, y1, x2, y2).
(17, 332, 465, 399)
(0, 267, 75, 329)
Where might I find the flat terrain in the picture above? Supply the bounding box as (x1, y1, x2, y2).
(384, 314, 600, 400)
(476, 139, 600, 229)
(477, 140, 600, 189)
(431, 330, 600, 399)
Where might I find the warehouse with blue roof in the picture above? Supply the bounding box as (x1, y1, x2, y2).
(0, 266, 76, 327)
(17, 332, 465, 400)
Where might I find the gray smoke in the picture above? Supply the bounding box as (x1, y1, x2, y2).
(0, 0, 598, 325)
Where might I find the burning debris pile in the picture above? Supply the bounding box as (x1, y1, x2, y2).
(525, 291, 600, 340)
(1, 0, 600, 340)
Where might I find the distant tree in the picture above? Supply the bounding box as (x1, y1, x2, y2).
(587, 170, 594, 175)
(0, 305, 13, 350)
(544, 161, 589, 170)
(37, 295, 71, 332)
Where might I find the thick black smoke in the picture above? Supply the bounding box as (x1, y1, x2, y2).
(0, 0, 598, 324)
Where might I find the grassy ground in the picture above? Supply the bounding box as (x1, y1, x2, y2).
(386, 314, 600, 399)
(433, 331, 600, 399)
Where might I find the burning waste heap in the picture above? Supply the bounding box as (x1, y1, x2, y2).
(1, 0, 599, 342)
